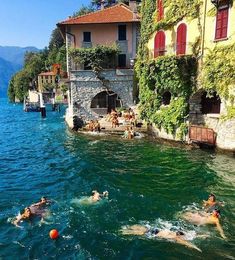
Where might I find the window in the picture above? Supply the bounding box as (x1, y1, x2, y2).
(83, 32, 91, 42)
(162, 91, 171, 105)
(118, 54, 126, 68)
(176, 23, 187, 55)
(201, 92, 221, 114)
(154, 31, 166, 57)
(157, 0, 164, 21)
(118, 25, 126, 41)
(215, 5, 229, 40)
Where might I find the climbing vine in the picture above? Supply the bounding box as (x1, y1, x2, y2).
(69, 45, 119, 72)
(154, 0, 201, 31)
(202, 43, 235, 99)
(138, 56, 197, 136)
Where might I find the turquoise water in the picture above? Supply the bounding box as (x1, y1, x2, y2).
(0, 98, 235, 259)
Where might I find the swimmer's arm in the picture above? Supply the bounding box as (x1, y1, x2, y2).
(13, 216, 22, 227)
(216, 221, 226, 239)
(175, 238, 202, 252)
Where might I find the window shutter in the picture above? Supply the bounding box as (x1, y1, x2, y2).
(154, 31, 166, 57)
(215, 8, 228, 40)
(157, 0, 164, 21)
(176, 23, 187, 55)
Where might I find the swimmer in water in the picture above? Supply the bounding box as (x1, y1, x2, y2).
(13, 197, 50, 227)
(120, 225, 201, 252)
(182, 209, 226, 239)
(90, 190, 109, 202)
(203, 194, 224, 213)
(13, 207, 32, 227)
(31, 196, 50, 207)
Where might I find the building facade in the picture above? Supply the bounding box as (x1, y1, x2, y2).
(57, 2, 140, 129)
(141, 0, 235, 150)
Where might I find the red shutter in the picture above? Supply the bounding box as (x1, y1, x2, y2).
(176, 23, 187, 55)
(157, 0, 164, 21)
(215, 8, 228, 40)
(154, 31, 166, 57)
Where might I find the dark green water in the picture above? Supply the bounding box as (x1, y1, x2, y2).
(0, 98, 234, 259)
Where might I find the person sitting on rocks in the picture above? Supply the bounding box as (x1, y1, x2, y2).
(94, 120, 101, 132)
(112, 115, 119, 128)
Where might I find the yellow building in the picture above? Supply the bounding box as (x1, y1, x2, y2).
(141, 0, 235, 150)
(38, 72, 56, 93)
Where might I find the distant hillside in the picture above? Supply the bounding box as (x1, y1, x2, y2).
(0, 46, 39, 66)
(0, 46, 39, 97)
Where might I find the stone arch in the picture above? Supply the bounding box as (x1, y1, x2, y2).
(90, 90, 122, 115)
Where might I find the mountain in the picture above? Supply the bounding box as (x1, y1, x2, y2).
(0, 46, 39, 97)
(0, 46, 39, 66)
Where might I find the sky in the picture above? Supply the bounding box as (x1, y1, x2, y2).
(0, 0, 89, 49)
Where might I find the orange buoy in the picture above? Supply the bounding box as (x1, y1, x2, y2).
(49, 229, 59, 240)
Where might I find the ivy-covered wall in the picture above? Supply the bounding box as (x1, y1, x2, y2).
(135, 0, 200, 139)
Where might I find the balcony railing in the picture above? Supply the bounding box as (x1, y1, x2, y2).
(150, 42, 196, 58)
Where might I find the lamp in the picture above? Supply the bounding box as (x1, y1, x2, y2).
(211, 0, 219, 7)
(130, 58, 136, 68)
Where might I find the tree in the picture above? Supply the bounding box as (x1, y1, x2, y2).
(72, 5, 95, 17)
(48, 28, 64, 51)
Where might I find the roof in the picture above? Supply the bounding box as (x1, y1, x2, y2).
(38, 72, 55, 76)
(57, 4, 140, 26)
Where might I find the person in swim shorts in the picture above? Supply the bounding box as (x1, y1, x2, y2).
(182, 209, 226, 239)
(120, 225, 201, 251)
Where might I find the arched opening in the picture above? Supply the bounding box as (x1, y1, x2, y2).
(91, 91, 122, 115)
(154, 31, 166, 57)
(201, 92, 221, 114)
(176, 23, 187, 55)
(162, 91, 171, 105)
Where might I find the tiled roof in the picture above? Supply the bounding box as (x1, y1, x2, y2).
(38, 72, 55, 76)
(58, 4, 140, 25)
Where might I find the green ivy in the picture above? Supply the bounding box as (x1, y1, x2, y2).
(202, 43, 235, 99)
(154, 0, 201, 31)
(69, 45, 119, 72)
(151, 97, 189, 135)
(220, 106, 235, 122)
(137, 55, 197, 138)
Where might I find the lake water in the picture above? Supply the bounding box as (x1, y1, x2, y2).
(0, 98, 234, 259)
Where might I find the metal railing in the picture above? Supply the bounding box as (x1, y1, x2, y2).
(149, 42, 196, 58)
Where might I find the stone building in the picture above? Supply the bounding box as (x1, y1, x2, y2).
(57, 1, 140, 129)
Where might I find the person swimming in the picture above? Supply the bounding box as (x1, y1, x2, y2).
(13, 197, 50, 227)
(203, 194, 224, 213)
(182, 209, 226, 239)
(120, 225, 201, 252)
(13, 207, 32, 227)
(90, 190, 109, 202)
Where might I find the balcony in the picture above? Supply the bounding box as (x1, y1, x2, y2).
(150, 42, 196, 59)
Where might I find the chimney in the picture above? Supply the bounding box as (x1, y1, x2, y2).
(129, 0, 137, 13)
(100, 0, 105, 10)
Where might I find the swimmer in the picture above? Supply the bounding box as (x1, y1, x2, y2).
(120, 225, 201, 252)
(31, 196, 50, 207)
(13, 207, 32, 227)
(90, 190, 109, 202)
(203, 194, 224, 212)
(182, 209, 226, 239)
(13, 197, 50, 227)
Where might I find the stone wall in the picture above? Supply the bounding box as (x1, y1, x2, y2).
(66, 69, 134, 127)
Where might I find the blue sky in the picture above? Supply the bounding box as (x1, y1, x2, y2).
(0, 0, 89, 49)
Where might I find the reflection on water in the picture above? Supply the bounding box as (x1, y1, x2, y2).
(0, 99, 234, 259)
